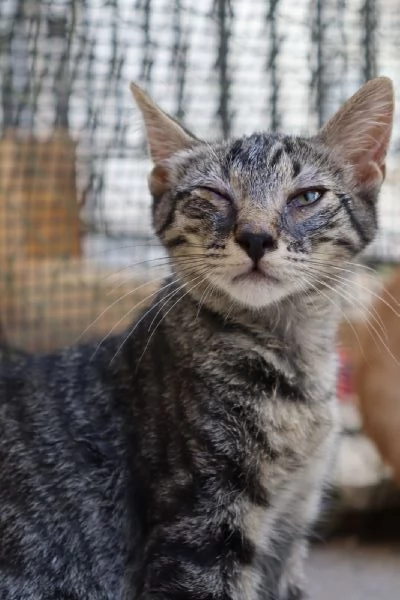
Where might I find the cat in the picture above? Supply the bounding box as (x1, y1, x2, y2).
(339, 267, 400, 487)
(0, 77, 393, 600)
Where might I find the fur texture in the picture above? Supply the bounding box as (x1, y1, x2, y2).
(0, 77, 394, 599)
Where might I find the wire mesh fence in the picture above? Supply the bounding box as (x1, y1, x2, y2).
(1, 0, 400, 351)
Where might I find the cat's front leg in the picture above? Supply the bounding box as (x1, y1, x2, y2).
(277, 461, 333, 599)
(278, 536, 307, 600)
(135, 520, 252, 600)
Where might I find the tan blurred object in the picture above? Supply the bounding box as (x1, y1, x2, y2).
(0, 131, 81, 261)
(0, 131, 82, 326)
(3, 258, 158, 353)
(338, 268, 400, 487)
(0, 129, 159, 351)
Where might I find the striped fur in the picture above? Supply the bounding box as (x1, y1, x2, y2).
(0, 79, 393, 599)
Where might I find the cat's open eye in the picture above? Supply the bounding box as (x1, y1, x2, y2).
(289, 189, 325, 208)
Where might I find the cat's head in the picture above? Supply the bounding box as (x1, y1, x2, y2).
(131, 79, 393, 309)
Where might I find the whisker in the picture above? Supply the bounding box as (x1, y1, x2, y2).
(107, 270, 210, 365)
(299, 271, 367, 363)
(302, 266, 388, 341)
(223, 301, 236, 323)
(86, 253, 217, 354)
(302, 269, 400, 367)
(89, 277, 181, 360)
(299, 254, 380, 284)
(147, 272, 207, 334)
(328, 269, 400, 317)
(310, 254, 377, 274)
(305, 256, 383, 291)
(74, 274, 168, 344)
(195, 280, 215, 320)
(293, 256, 396, 332)
(102, 250, 211, 282)
(135, 273, 212, 371)
(106, 255, 210, 295)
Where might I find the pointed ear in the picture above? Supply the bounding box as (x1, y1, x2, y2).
(317, 77, 394, 191)
(130, 83, 197, 164)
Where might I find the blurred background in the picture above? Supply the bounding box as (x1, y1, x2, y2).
(1, 0, 400, 594)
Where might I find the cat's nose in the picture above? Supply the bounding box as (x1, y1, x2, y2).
(235, 228, 277, 262)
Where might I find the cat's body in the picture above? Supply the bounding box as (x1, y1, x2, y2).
(0, 78, 394, 599)
(0, 282, 336, 600)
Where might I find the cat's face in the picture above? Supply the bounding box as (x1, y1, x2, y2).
(131, 79, 393, 310)
(147, 134, 375, 308)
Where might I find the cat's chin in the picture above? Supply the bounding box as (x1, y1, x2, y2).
(218, 277, 289, 309)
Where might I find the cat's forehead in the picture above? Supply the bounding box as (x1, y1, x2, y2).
(181, 132, 333, 195)
(223, 133, 322, 174)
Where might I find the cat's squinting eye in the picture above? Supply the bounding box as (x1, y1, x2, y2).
(289, 189, 325, 208)
(195, 186, 233, 204)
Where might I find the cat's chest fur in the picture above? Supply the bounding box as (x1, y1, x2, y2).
(192, 327, 338, 600)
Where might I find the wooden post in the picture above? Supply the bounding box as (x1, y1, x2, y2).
(0, 129, 82, 330)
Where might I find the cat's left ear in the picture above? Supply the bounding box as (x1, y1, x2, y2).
(317, 77, 394, 192)
(130, 83, 197, 164)
(130, 83, 198, 197)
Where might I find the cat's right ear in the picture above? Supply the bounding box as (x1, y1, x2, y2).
(130, 83, 197, 195)
(317, 77, 394, 194)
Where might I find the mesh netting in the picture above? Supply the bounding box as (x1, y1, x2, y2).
(0, 0, 399, 350)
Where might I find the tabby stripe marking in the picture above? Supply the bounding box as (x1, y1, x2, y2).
(338, 193, 369, 244)
(234, 354, 306, 403)
(178, 402, 271, 507)
(156, 191, 189, 235)
(165, 235, 187, 248)
(155, 526, 255, 567)
(269, 146, 284, 169)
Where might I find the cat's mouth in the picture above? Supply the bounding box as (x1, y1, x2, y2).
(232, 266, 280, 285)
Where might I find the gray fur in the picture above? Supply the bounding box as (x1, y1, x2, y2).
(0, 79, 392, 599)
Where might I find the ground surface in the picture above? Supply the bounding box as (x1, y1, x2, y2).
(308, 539, 400, 599)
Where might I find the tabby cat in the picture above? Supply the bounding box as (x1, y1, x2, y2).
(0, 77, 394, 600)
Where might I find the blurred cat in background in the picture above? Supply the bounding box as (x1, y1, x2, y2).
(339, 268, 400, 486)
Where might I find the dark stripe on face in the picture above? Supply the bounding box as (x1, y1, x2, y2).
(282, 136, 295, 154)
(184, 224, 201, 234)
(338, 193, 370, 244)
(333, 237, 358, 253)
(206, 240, 226, 250)
(287, 239, 307, 253)
(292, 159, 301, 178)
(322, 205, 343, 230)
(269, 146, 284, 170)
(165, 235, 187, 248)
(156, 191, 189, 236)
(317, 234, 357, 253)
(317, 235, 333, 244)
(226, 139, 244, 166)
(156, 204, 175, 236)
(315, 235, 360, 254)
(226, 135, 273, 170)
